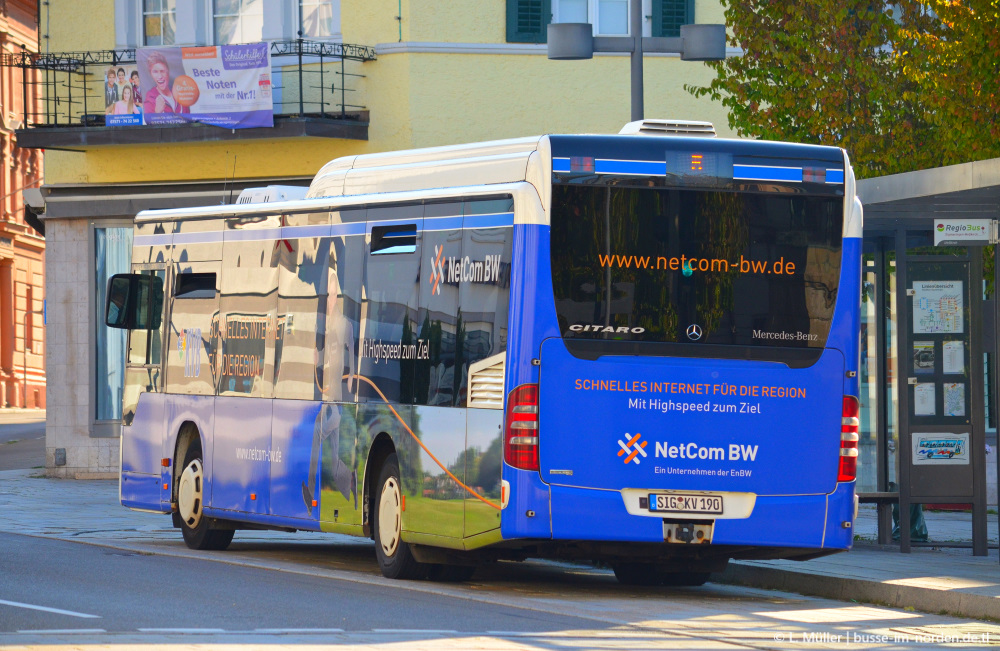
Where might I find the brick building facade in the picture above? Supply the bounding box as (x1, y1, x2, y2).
(0, 0, 43, 409)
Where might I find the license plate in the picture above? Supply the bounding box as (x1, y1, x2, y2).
(648, 493, 723, 514)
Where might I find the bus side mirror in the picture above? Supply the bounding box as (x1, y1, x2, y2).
(105, 273, 163, 330)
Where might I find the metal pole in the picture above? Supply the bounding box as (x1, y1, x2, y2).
(82, 60, 88, 124)
(630, 0, 643, 122)
(20, 47, 28, 127)
(297, 38, 304, 115)
(66, 65, 73, 125)
(995, 242, 999, 564)
(971, 250, 988, 556)
(319, 47, 325, 118)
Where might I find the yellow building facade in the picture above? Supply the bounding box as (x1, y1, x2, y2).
(24, 0, 732, 476)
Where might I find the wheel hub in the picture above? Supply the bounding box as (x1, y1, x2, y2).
(378, 476, 401, 557)
(178, 459, 203, 529)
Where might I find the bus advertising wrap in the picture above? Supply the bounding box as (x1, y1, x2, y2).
(114, 44, 273, 129)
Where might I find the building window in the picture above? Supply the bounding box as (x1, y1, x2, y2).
(554, 0, 629, 36)
(507, 0, 693, 43)
(300, 0, 337, 39)
(214, 0, 264, 45)
(95, 227, 133, 422)
(143, 0, 177, 46)
(654, 0, 693, 38)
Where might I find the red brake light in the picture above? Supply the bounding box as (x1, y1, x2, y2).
(839, 395, 860, 482)
(504, 384, 539, 471)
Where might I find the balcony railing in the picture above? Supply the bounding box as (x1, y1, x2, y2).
(2, 40, 376, 145)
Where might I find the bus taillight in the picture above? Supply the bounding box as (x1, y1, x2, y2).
(505, 384, 539, 471)
(839, 395, 860, 482)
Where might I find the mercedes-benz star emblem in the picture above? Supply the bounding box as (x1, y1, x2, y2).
(686, 324, 703, 341)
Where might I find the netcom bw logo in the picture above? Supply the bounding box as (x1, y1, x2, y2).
(617, 433, 648, 465)
(686, 323, 703, 341)
(429, 245, 445, 294)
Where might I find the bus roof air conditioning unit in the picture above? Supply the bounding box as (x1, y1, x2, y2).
(235, 185, 309, 204)
(619, 119, 716, 137)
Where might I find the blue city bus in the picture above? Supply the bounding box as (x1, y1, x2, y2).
(106, 120, 862, 585)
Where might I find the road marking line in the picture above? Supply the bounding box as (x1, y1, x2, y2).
(137, 628, 227, 633)
(254, 628, 346, 634)
(15, 629, 106, 634)
(373, 629, 459, 634)
(0, 599, 101, 619)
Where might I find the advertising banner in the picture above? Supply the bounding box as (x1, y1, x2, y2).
(127, 44, 272, 129)
(103, 63, 143, 126)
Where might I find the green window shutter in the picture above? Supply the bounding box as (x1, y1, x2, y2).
(506, 0, 552, 43)
(652, 0, 694, 38)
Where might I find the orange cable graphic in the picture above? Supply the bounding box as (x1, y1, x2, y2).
(348, 373, 501, 510)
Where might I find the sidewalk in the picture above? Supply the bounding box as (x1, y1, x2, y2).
(1, 469, 997, 621)
(714, 504, 998, 621)
(0, 407, 45, 420)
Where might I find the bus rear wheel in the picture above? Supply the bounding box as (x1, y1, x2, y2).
(177, 447, 234, 551)
(373, 453, 426, 580)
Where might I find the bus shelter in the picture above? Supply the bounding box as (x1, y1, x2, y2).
(857, 158, 1000, 558)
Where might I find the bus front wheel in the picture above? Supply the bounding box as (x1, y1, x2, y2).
(373, 453, 426, 580)
(177, 447, 234, 551)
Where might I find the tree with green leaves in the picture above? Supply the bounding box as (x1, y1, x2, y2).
(687, 1, 999, 179)
(894, 1, 1000, 168)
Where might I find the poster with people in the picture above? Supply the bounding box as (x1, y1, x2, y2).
(131, 43, 273, 129)
(104, 64, 144, 126)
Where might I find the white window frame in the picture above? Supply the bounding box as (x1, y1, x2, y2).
(552, 0, 652, 37)
(296, 0, 341, 41)
(211, 0, 265, 46)
(118, 1, 341, 48)
(141, 0, 178, 46)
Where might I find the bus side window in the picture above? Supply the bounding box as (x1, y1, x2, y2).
(371, 224, 417, 255)
(415, 201, 463, 406)
(458, 198, 514, 406)
(362, 207, 422, 404)
(175, 272, 216, 299)
(219, 221, 280, 398)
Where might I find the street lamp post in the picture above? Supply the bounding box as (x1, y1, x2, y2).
(547, 0, 726, 122)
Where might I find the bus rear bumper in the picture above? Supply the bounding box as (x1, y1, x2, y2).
(542, 482, 856, 551)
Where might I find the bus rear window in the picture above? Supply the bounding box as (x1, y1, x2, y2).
(550, 183, 843, 349)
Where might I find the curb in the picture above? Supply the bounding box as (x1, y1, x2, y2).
(718, 562, 999, 622)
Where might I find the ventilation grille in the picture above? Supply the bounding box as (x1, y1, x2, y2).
(619, 119, 717, 138)
(468, 352, 505, 410)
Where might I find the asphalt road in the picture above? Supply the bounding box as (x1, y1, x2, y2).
(0, 413, 45, 472)
(1, 528, 996, 650)
(1, 413, 996, 649)
(0, 532, 601, 635)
